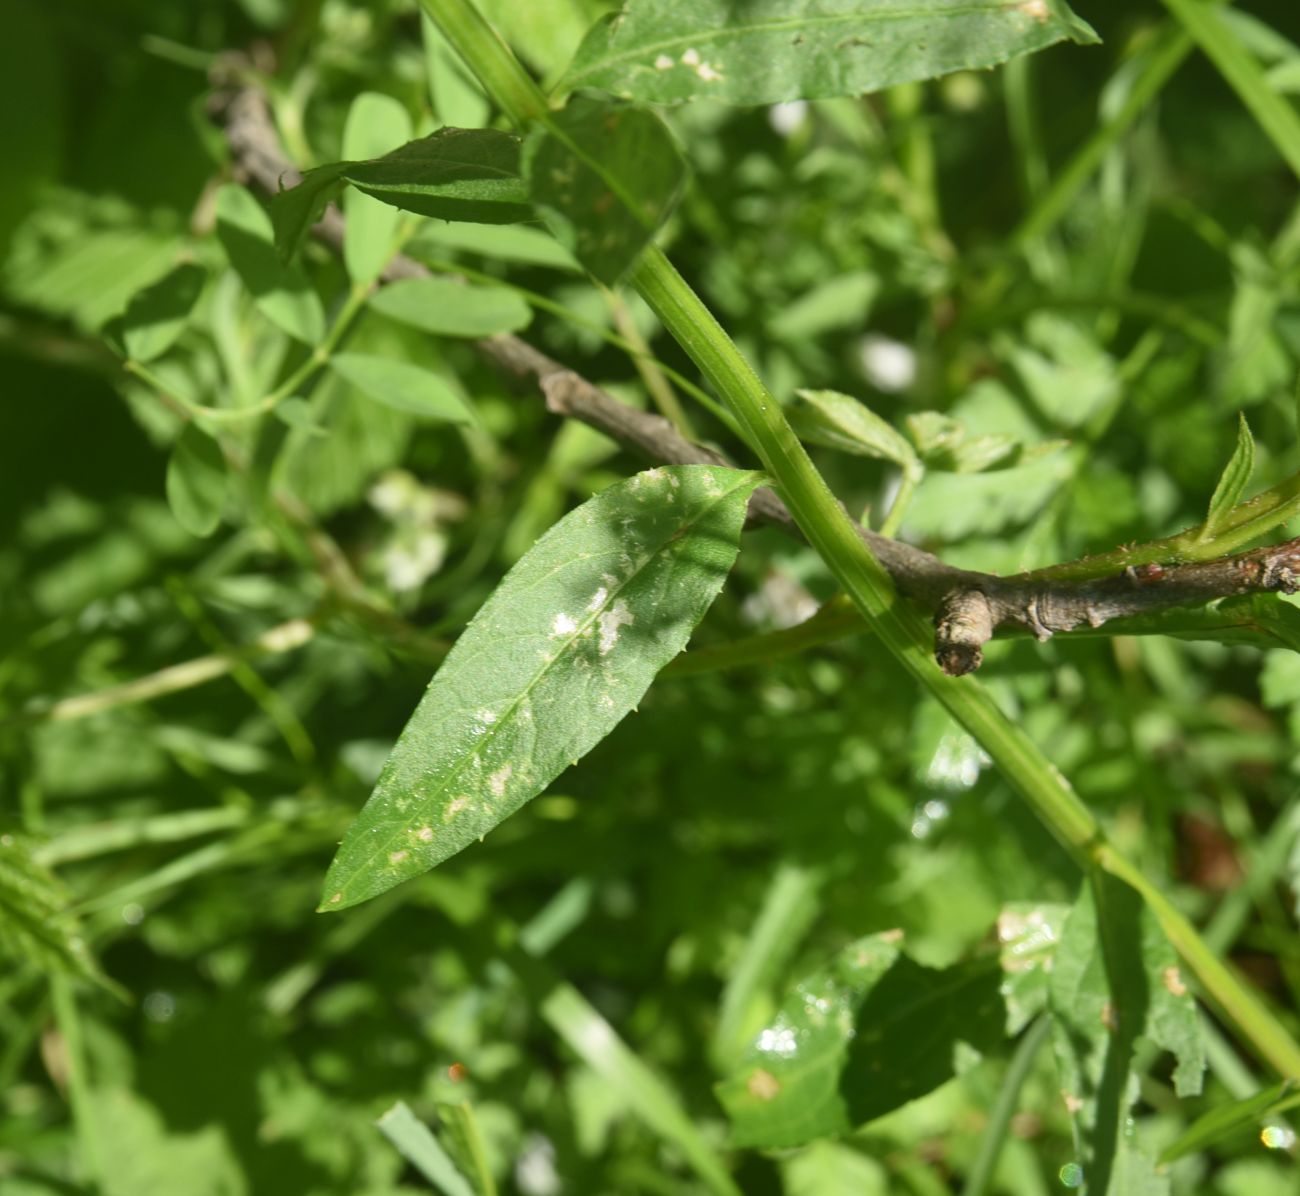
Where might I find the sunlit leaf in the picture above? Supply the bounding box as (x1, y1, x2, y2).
(523, 96, 687, 284)
(342, 92, 413, 285)
(369, 276, 532, 338)
(716, 934, 1005, 1147)
(320, 465, 762, 910)
(328, 353, 474, 424)
(559, 0, 1099, 107)
(1049, 877, 1204, 1195)
(1202, 413, 1256, 539)
(1160, 1080, 1300, 1165)
(792, 388, 918, 471)
(376, 1102, 476, 1196)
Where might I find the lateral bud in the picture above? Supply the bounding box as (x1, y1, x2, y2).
(934, 589, 994, 677)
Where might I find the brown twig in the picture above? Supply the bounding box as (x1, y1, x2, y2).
(210, 76, 1300, 675)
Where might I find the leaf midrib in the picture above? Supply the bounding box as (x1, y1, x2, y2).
(331, 471, 753, 901)
(565, 3, 1052, 86)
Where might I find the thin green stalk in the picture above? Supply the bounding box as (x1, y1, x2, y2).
(1011, 26, 1195, 251)
(1163, 0, 1300, 183)
(50, 976, 104, 1192)
(422, 0, 1300, 1082)
(961, 1016, 1051, 1196)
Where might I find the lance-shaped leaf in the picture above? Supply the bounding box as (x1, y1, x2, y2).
(1201, 413, 1256, 540)
(716, 935, 1005, 1147)
(320, 465, 761, 911)
(523, 96, 687, 284)
(271, 128, 534, 263)
(558, 0, 1099, 108)
(1049, 877, 1205, 1195)
(342, 92, 413, 285)
(792, 388, 920, 473)
(369, 276, 532, 338)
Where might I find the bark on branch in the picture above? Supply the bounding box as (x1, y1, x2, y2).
(210, 77, 1300, 676)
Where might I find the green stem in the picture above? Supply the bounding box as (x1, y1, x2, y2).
(50, 976, 104, 1192)
(961, 1016, 1051, 1196)
(421, 0, 1300, 1083)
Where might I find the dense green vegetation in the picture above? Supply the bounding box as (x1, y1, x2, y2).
(4, 0, 1300, 1192)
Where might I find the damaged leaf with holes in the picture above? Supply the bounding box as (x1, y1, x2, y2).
(320, 465, 761, 910)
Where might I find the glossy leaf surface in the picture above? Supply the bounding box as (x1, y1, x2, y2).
(559, 0, 1099, 107)
(320, 465, 761, 910)
(523, 96, 686, 284)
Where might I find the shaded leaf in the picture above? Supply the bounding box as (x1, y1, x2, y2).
(1160, 1080, 1300, 1165)
(1049, 877, 1204, 1195)
(320, 465, 762, 910)
(793, 388, 918, 472)
(523, 96, 687, 284)
(272, 128, 533, 264)
(328, 353, 474, 424)
(559, 0, 1099, 107)
(716, 935, 1005, 1147)
(342, 92, 413, 284)
(166, 423, 228, 537)
(120, 262, 206, 363)
(0, 832, 118, 993)
(369, 276, 532, 338)
(1203, 413, 1256, 539)
(215, 184, 325, 345)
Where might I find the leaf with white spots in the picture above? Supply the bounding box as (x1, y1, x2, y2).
(320, 465, 761, 911)
(716, 934, 1006, 1147)
(558, 0, 1099, 108)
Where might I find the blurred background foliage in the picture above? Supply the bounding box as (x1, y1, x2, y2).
(2, 0, 1300, 1192)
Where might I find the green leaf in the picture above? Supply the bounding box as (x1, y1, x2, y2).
(792, 389, 919, 472)
(1049, 877, 1205, 1195)
(328, 353, 474, 423)
(320, 465, 761, 910)
(215, 184, 325, 345)
(523, 96, 687, 284)
(342, 93, 414, 284)
(559, 0, 1099, 107)
(271, 129, 533, 263)
(998, 902, 1070, 1034)
(1159, 1080, 1300, 1165)
(422, 9, 491, 129)
(376, 1102, 476, 1196)
(165, 423, 229, 537)
(0, 832, 118, 994)
(408, 221, 579, 271)
(716, 935, 1006, 1147)
(369, 276, 532, 337)
(1203, 414, 1256, 539)
(274, 397, 327, 437)
(120, 262, 206, 363)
